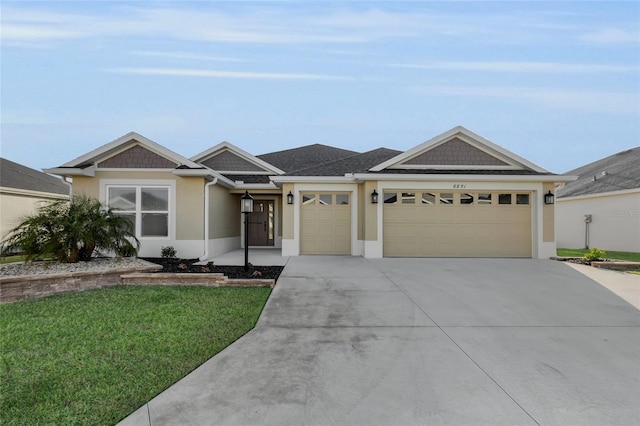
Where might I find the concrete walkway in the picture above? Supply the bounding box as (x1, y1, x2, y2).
(119, 257, 639, 425)
(200, 248, 290, 266)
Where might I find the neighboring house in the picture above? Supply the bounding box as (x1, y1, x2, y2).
(556, 147, 640, 252)
(45, 126, 571, 259)
(1, 158, 70, 242)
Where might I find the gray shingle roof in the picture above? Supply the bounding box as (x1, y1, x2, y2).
(285, 148, 402, 176)
(257, 144, 359, 173)
(557, 147, 640, 198)
(1, 158, 69, 195)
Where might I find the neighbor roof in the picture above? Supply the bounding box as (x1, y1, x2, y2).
(557, 146, 640, 198)
(257, 144, 359, 173)
(1, 158, 68, 195)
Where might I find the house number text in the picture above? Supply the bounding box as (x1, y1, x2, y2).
(452, 184, 467, 189)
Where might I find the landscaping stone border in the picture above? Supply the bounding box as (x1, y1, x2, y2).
(551, 257, 640, 271)
(121, 273, 275, 288)
(1, 264, 274, 304)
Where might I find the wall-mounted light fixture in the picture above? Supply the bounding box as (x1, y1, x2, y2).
(544, 190, 555, 205)
(287, 191, 294, 205)
(371, 189, 379, 204)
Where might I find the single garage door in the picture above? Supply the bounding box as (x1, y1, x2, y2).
(301, 192, 351, 255)
(383, 191, 532, 257)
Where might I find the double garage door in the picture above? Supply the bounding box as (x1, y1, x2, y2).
(383, 190, 532, 258)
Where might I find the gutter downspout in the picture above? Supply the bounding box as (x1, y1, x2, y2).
(200, 178, 218, 261)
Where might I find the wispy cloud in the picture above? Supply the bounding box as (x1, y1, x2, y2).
(580, 28, 640, 45)
(4, 4, 632, 49)
(412, 85, 639, 114)
(107, 67, 351, 81)
(129, 51, 247, 63)
(391, 61, 639, 74)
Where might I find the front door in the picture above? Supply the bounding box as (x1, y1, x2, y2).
(248, 200, 274, 246)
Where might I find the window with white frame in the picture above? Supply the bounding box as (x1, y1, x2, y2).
(108, 186, 169, 237)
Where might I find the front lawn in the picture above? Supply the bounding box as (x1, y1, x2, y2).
(0, 285, 270, 425)
(557, 248, 640, 262)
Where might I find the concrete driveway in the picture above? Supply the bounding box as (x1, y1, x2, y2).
(120, 257, 639, 425)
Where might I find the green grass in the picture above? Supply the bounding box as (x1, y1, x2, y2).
(0, 285, 270, 425)
(0, 255, 28, 264)
(557, 248, 640, 262)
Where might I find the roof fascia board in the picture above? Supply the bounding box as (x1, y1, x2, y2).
(369, 126, 549, 173)
(190, 141, 285, 175)
(351, 173, 576, 183)
(270, 176, 355, 183)
(0, 186, 70, 198)
(233, 183, 280, 190)
(173, 169, 236, 187)
(43, 166, 96, 177)
(60, 132, 203, 169)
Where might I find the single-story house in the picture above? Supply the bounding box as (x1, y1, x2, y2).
(1, 158, 70, 242)
(556, 146, 640, 252)
(45, 126, 572, 259)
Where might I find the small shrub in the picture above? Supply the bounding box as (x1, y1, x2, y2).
(584, 248, 607, 262)
(161, 246, 177, 258)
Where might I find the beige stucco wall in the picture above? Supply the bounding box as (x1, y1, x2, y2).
(72, 171, 205, 240)
(542, 182, 555, 242)
(282, 183, 294, 239)
(209, 184, 240, 239)
(363, 181, 378, 241)
(0, 190, 69, 241)
(556, 190, 640, 252)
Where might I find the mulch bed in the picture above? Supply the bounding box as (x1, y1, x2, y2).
(142, 258, 284, 281)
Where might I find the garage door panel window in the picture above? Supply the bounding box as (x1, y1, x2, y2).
(460, 193, 474, 205)
(440, 193, 454, 204)
(516, 194, 530, 205)
(319, 194, 332, 205)
(478, 193, 492, 205)
(499, 193, 512, 205)
(336, 194, 349, 205)
(401, 192, 416, 204)
(421, 193, 436, 204)
(302, 194, 316, 205)
(384, 193, 398, 204)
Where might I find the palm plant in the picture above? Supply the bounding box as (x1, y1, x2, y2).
(1, 194, 139, 263)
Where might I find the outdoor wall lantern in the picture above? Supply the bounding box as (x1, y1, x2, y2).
(241, 191, 254, 270)
(287, 191, 294, 205)
(371, 189, 379, 204)
(544, 190, 555, 205)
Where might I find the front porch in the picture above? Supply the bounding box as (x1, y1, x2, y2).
(200, 248, 289, 266)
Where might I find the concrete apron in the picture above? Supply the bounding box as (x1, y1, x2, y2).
(119, 257, 640, 426)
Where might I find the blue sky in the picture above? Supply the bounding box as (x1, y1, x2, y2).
(1, 1, 638, 174)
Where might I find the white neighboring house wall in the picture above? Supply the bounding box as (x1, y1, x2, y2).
(0, 187, 69, 242)
(556, 189, 640, 252)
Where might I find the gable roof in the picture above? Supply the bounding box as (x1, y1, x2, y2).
(191, 141, 284, 175)
(1, 158, 68, 195)
(370, 126, 549, 173)
(257, 144, 359, 173)
(284, 148, 402, 176)
(45, 132, 205, 176)
(557, 146, 640, 198)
